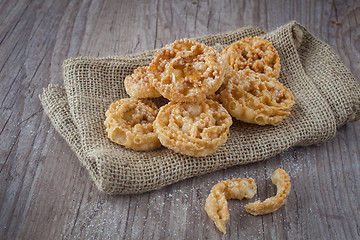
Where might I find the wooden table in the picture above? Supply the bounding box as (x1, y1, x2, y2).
(1, 0, 359, 239)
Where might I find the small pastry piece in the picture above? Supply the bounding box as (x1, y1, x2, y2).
(245, 168, 291, 216)
(222, 37, 281, 79)
(154, 99, 232, 157)
(205, 178, 257, 234)
(104, 98, 161, 151)
(124, 66, 161, 98)
(149, 38, 225, 102)
(219, 69, 295, 125)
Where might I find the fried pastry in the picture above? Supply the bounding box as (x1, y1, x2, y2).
(149, 38, 225, 102)
(222, 37, 281, 79)
(104, 98, 161, 151)
(219, 69, 295, 125)
(205, 178, 257, 234)
(154, 99, 232, 157)
(124, 66, 161, 98)
(245, 168, 291, 216)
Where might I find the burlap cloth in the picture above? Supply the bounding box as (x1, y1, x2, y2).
(40, 21, 360, 194)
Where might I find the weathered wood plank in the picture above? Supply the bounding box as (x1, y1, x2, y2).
(0, 0, 359, 239)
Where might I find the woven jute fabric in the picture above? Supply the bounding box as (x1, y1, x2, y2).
(40, 21, 360, 194)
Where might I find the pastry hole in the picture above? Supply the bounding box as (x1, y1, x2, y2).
(112, 128, 127, 145)
(242, 51, 248, 59)
(134, 137, 141, 144)
(249, 89, 259, 97)
(229, 101, 237, 111)
(254, 115, 265, 124)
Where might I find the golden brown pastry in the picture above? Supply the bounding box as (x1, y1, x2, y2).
(205, 178, 257, 233)
(149, 38, 225, 102)
(221, 36, 281, 79)
(124, 66, 161, 98)
(104, 98, 161, 151)
(245, 168, 291, 216)
(219, 69, 294, 125)
(154, 99, 232, 157)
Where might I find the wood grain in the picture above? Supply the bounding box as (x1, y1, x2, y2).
(0, 0, 359, 239)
